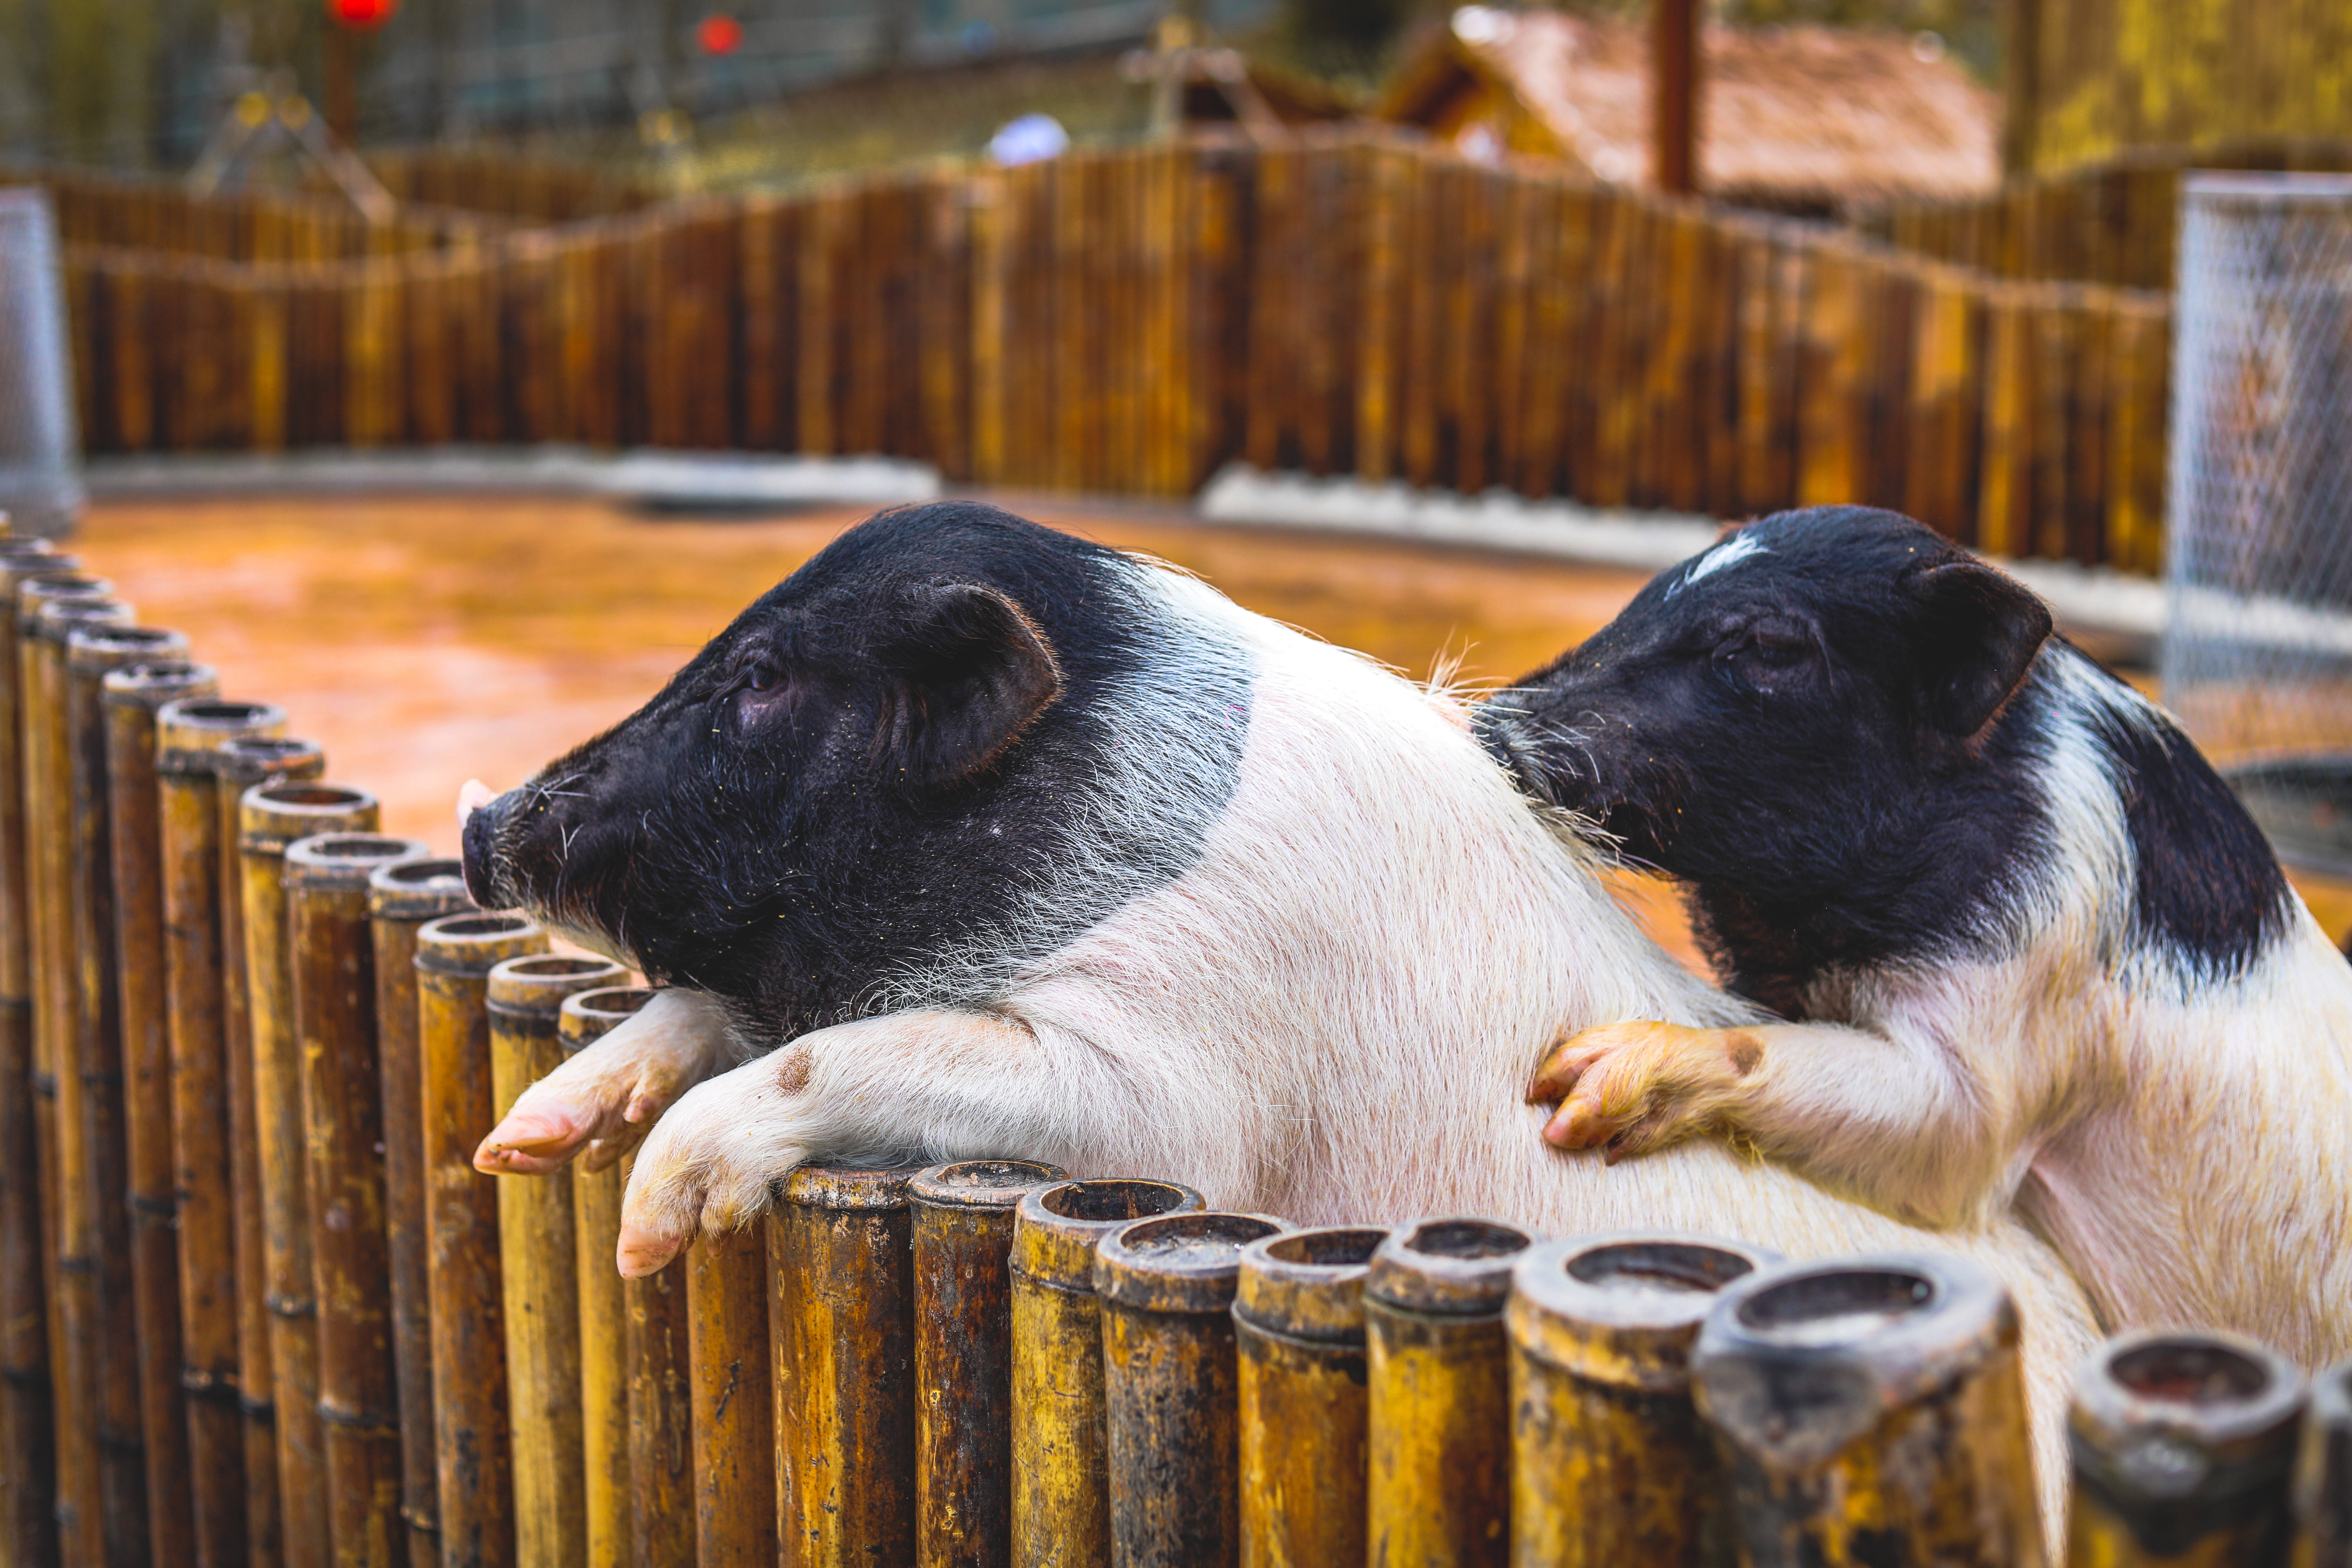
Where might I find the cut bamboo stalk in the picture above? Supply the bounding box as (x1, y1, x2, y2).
(97, 645, 214, 1568)
(240, 779, 382, 1568)
(287, 832, 432, 1568)
(2297, 1361, 2352, 1568)
(485, 954, 625, 1568)
(689, 1213, 772, 1568)
(415, 912, 547, 1568)
(908, 1160, 1067, 1568)
(557, 987, 655, 1568)
(0, 541, 68, 1568)
(365, 857, 471, 1568)
(158, 699, 288, 1568)
(623, 1154, 693, 1568)
(214, 733, 324, 1568)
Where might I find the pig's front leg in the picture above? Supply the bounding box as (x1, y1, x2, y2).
(615, 1005, 1152, 1278)
(1529, 1018, 2017, 1230)
(475, 988, 742, 1176)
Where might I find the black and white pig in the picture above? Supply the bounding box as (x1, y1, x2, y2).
(1485, 504, 2352, 1369)
(459, 501, 2098, 1512)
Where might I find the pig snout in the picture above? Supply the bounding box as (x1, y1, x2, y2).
(459, 787, 512, 910)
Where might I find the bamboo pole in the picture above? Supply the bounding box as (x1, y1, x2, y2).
(1233, 1225, 1390, 1568)
(214, 733, 324, 1568)
(770, 1164, 922, 1567)
(485, 954, 625, 1568)
(100, 647, 216, 1568)
(415, 912, 548, 1568)
(2297, 1362, 2352, 1568)
(1364, 1217, 1537, 1568)
(1693, 1254, 2045, 1567)
(2068, 1331, 2303, 1568)
(625, 1202, 694, 1568)
(909, 1160, 1068, 1568)
(1097, 1211, 1290, 1568)
(286, 832, 433, 1568)
(0, 541, 68, 1568)
(365, 857, 471, 1568)
(557, 986, 656, 1568)
(690, 1215, 773, 1568)
(1506, 1234, 1777, 1567)
(1008, 1178, 1203, 1568)
(158, 698, 288, 1568)
(240, 779, 382, 1568)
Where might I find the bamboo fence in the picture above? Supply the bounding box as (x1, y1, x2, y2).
(28, 130, 2170, 571)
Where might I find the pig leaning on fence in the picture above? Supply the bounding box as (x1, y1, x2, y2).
(458, 501, 2098, 1510)
(1485, 504, 2352, 1372)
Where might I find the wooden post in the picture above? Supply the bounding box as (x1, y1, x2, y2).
(0, 541, 68, 1568)
(557, 987, 657, 1568)
(1097, 1211, 1289, 1568)
(1652, 0, 1700, 195)
(287, 832, 434, 1568)
(1507, 1234, 1777, 1566)
(1008, 1178, 1203, 1567)
(99, 648, 216, 1568)
(770, 1164, 921, 1567)
(367, 857, 473, 1568)
(415, 913, 548, 1568)
(158, 698, 289, 1568)
(1364, 1217, 1535, 1567)
(1694, 1254, 2046, 1567)
(624, 1208, 694, 1568)
(239, 779, 383, 1568)
(214, 734, 327, 1568)
(908, 1160, 1068, 1568)
(1233, 1225, 1390, 1568)
(485, 954, 626, 1568)
(2068, 1332, 2303, 1567)
(688, 1215, 773, 1568)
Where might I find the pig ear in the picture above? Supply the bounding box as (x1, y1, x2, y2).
(873, 583, 1065, 788)
(1906, 559, 2053, 737)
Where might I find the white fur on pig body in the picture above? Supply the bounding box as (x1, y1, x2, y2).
(606, 559, 2098, 1518)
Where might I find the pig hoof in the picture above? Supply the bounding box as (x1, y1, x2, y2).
(473, 1107, 592, 1176)
(615, 1222, 686, 1278)
(1534, 1020, 1752, 1160)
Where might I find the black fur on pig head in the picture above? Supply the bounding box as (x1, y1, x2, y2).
(1476, 505, 2056, 1009)
(461, 500, 1226, 1048)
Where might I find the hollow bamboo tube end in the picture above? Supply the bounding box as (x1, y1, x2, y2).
(214, 735, 324, 789)
(238, 779, 379, 854)
(1367, 1216, 1538, 1317)
(909, 1158, 1067, 1213)
(155, 700, 287, 774)
(66, 623, 186, 674)
(16, 573, 111, 624)
(284, 833, 433, 891)
(0, 536, 56, 563)
(413, 911, 547, 978)
(1094, 1212, 1290, 1315)
(1235, 1225, 1388, 1343)
(2069, 1331, 2304, 1556)
(486, 954, 630, 1017)
(2296, 1361, 2352, 1562)
(558, 987, 656, 1052)
(782, 1163, 921, 1212)
(1012, 1178, 1206, 1291)
(100, 659, 218, 714)
(365, 854, 471, 925)
(34, 598, 133, 648)
(1508, 1234, 1781, 1393)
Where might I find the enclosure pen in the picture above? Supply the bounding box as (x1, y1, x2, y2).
(91, 638, 207, 1568)
(907, 1159, 1067, 1568)
(687, 1193, 771, 1568)
(287, 832, 433, 1566)
(1232, 1226, 1388, 1568)
(367, 856, 474, 1568)
(413, 911, 545, 1568)
(155, 699, 286, 1568)
(1506, 1236, 1776, 1567)
(485, 953, 627, 1568)
(239, 777, 381, 1568)
(557, 987, 656, 1568)
(0, 540, 65, 1568)
(770, 1165, 921, 1568)
(1007, 1178, 1203, 1568)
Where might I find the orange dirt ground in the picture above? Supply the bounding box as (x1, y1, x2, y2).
(75, 491, 2352, 974)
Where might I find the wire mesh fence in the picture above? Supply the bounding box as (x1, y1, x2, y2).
(0, 186, 83, 536)
(2164, 172, 2352, 873)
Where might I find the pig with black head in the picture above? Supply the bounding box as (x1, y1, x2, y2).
(1484, 504, 2352, 1369)
(464, 501, 2101, 1516)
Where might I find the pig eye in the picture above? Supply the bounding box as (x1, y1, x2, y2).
(744, 663, 784, 694)
(1745, 630, 1811, 668)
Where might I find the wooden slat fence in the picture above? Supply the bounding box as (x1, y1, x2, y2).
(40, 130, 2170, 571)
(1, 166, 513, 265)
(1848, 135, 2352, 291)
(360, 147, 674, 224)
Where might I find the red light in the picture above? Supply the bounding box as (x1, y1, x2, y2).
(327, 0, 397, 29)
(697, 14, 743, 55)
